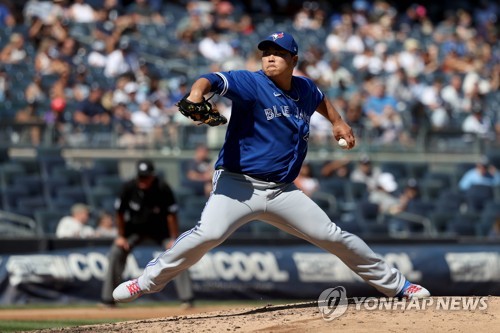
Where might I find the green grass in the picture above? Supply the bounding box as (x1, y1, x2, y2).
(0, 319, 119, 332)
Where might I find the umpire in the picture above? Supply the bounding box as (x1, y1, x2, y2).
(100, 159, 194, 307)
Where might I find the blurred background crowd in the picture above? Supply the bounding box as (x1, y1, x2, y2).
(0, 0, 499, 240)
(0, 0, 497, 150)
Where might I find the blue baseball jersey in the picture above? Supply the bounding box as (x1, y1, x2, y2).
(200, 70, 324, 183)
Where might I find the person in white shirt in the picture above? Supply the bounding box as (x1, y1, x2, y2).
(67, 0, 96, 23)
(198, 30, 234, 64)
(104, 39, 139, 78)
(462, 105, 494, 139)
(56, 203, 95, 238)
(441, 74, 466, 114)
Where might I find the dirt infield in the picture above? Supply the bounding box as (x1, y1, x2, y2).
(5, 297, 499, 333)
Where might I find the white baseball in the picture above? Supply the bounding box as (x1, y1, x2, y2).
(338, 138, 348, 148)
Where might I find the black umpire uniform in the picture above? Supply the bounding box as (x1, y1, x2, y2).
(101, 159, 194, 306)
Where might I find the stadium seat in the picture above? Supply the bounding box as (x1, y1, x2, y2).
(38, 156, 67, 179)
(10, 158, 41, 175)
(93, 159, 120, 175)
(16, 196, 47, 217)
(94, 176, 123, 197)
(419, 178, 442, 201)
(0, 146, 10, 164)
(349, 181, 368, 202)
(447, 212, 481, 237)
(251, 220, 282, 237)
(310, 191, 338, 219)
(465, 184, 494, 213)
(320, 178, 350, 209)
(355, 200, 389, 236)
(34, 209, 67, 236)
(380, 161, 408, 179)
(11, 175, 44, 196)
(0, 162, 27, 187)
(1, 186, 30, 211)
(429, 211, 455, 234)
(406, 162, 429, 180)
(55, 186, 88, 204)
(86, 186, 115, 211)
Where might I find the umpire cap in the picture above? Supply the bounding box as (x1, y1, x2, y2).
(258, 32, 298, 55)
(136, 159, 155, 177)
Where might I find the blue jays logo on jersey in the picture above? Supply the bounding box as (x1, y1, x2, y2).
(263, 105, 310, 124)
(271, 32, 284, 41)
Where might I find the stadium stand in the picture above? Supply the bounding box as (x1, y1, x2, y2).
(0, 0, 497, 242)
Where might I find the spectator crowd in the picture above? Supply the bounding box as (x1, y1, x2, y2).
(0, 0, 496, 151)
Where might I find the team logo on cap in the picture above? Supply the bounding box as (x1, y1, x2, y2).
(271, 32, 284, 41)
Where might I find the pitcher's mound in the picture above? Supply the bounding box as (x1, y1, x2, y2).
(28, 297, 500, 333)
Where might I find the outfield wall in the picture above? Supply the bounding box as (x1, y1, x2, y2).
(1, 240, 499, 304)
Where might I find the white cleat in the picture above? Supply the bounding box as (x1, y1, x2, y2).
(112, 279, 144, 303)
(397, 281, 431, 299)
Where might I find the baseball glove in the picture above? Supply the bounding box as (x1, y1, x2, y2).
(177, 94, 227, 127)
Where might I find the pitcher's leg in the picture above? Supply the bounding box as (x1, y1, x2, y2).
(137, 193, 261, 294)
(266, 187, 405, 296)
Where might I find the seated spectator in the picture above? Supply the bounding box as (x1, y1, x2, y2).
(104, 38, 139, 78)
(386, 68, 413, 106)
(25, 74, 47, 105)
(126, 0, 165, 25)
(56, 203, 95, 238)
(57, 37, 79, 68)
(294, 162, 319, 197)
(353, 47, 383, 76)
(388, 178, 422, 217)
(387, 178, 427, 235)
(73, 84, 111, 130)
(87, 39, 108, 68)
(344, 97, 366, 139)
(183, 144, 213, 196)
(123, 81, 140, 112)
(322, 58, 354, 98)
(176, 4, 210, 43)
(212, 1, 237, 34)
(0, 33, 27, 64)
(14, 100, 44, 145)
(363, 81, 403, 142)
(71, 65, 91, 102)
(0, 1, 15, 27)
(130, 100, 161, 146)
(462, 102, 495, 140)
(350, 154, 382, 191)
(458, 156, 500, 191)
(368, 172, 400, 214)
(95, 211, 118, 238)
(0, 66, 7, 102)
(67, 0, 96, 23)
(34, 38, 69, 75)
(420, 76, 449, 130)
(488, 216, 500, 240)
(198, 30, 234, 64)
(112, 102, 141, 148)
(45, 96, 69, 145)
(441, 74, 466, 114)
(398, 38, 424, 77)
(320, 158, 351, 180)
(28, 15, 68, 49)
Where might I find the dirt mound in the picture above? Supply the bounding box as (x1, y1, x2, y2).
(17, 297, 500, 333)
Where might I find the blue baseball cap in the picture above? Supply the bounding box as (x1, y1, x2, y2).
(258, 32, 298, 55)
